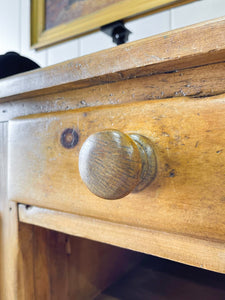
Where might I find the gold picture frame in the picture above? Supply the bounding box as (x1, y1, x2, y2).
(31, 0, 196, 50)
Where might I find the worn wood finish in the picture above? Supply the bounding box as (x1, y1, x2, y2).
(1, 17, 225, 102)
(19, 205, 225, 274)
(0, 123, 19, 300)
(2, 17, 225, 297)
(8, 94, 225, 244)
(0, 125, 141, 300)
(1, 60, 225, 123)
(0, 123, 37, 300)
(79, 130, 157, 199)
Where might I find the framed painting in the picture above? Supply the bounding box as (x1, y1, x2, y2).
(31, 0, 196, 49)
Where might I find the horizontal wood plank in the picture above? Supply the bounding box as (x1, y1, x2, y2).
(1, 61, 225, 122)
(19, 204, 225, 274)
(1, 17, 225, 102)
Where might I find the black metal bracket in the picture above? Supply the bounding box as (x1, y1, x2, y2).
(101, 21, 131, 46)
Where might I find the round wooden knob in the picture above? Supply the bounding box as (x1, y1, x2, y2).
(79, 130, 157, 200)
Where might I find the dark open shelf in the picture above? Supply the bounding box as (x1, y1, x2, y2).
(96, 254, 225, 300)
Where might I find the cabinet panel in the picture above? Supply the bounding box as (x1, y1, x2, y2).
(8, 95, 225, 242)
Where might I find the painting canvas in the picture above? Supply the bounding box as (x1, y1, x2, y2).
(31, 0, 196, 49)
(45, 0, 122, 30)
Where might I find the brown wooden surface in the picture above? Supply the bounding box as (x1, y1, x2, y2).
(19, 204, 225, 274)
(79, 130, 143, 199)
(0, 123, 19, 300)
(18, 223, 141, 300)
(1, 60, 225, 123)
(1, 16, 225, 102)
(1, 17, 225, 297)
(79, 130, 157, 199)
(9, 94, 225, 243)
(0, 120, 140, 300)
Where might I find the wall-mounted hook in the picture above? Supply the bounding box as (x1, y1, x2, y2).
(101, 21, 131, 45)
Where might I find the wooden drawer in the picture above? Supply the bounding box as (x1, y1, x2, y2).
(8, 95, 225, 242)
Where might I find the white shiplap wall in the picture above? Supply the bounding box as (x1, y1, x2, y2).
(0, 0, 225, 68)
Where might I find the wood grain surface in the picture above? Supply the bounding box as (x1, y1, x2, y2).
(19, 204, 225, 274)
(79, 130, 157, 199)
(1, 60, 225, 123)
(1, 16, 225, 102)
(0, 126, 141, 300)
(8, 94, 225, 244)
(0, 123, 19, 300)
(2, 16, 225, 298)
(79, 130, 143, 199)
(0, 123, 141, 300)
(0, 123, 37, 300)
(18, 223, 141, 300)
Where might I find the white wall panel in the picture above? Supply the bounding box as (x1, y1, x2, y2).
(171, 0, 225, 30)
(79, 10, 170, 57)
(79, 31, 114, 57)
(47, 39, 79, 66)
(20, 0, 47, 67)
(126, 11, 170, 42)
(0, 0, 20, 54)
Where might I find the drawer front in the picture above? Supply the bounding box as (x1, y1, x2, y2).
(8, 96, 225, 242)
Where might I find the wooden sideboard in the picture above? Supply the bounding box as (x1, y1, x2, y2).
(1, 17, 225, 299)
